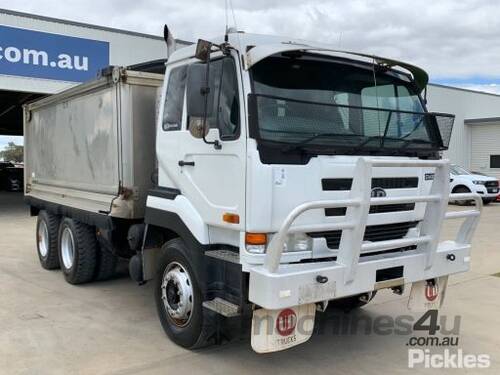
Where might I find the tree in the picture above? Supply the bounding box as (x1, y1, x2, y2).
(0, 142, 23, 163)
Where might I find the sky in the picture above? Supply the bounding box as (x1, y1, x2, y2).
(1, 0, 500, 149)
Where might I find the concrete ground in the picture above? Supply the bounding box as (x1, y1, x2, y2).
(1, 191, 500, 374)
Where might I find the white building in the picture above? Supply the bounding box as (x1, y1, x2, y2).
(427, 84, 500, 178)
(1, 8, 500, 178)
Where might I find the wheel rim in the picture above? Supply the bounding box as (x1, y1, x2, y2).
(161, 261, 194, 327)
(37, 221, 49, 258)
(61, 227, 75, 269)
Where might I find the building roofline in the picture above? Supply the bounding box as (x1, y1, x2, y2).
(464, 117, 500, 125)
(0, 7, 191, 45)
(429, 82, 500, 98)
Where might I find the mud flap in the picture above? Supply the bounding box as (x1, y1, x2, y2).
(408, 276, 449, 312)
(251, 304, 316, 353)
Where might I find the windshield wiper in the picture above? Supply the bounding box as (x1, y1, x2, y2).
(282, 133, 361, 153)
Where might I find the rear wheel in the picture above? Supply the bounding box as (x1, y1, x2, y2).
(58, 218, 97, 284)
(36, 210, 60, 270)
(94, 245, 118, 281)
(155, 239, 215, 349)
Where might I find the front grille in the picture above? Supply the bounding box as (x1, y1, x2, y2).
(325, 203, 415, 216)
(308, 221, 419, 249)
(322, 177, 418, 191)
(485, 181, 499, 188)
(369, 203, 415, 214)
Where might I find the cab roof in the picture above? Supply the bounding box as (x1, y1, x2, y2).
(168, 32, 429, 93)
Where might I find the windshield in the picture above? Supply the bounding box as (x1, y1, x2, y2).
(249, 54, 448, 160)
(450, 165, 471, 175)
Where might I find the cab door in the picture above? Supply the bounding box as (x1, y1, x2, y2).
(160, 54, 246, 234)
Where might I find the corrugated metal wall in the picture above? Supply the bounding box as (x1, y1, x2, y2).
(427, 85, 500, 169)
(470, 122, 500, 179)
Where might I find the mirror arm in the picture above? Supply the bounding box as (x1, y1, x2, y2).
(201, 57, 222, 150)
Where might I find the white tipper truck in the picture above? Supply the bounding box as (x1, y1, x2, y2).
(24, 29, 482, 353)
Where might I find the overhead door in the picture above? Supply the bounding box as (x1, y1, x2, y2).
(470, 122, 500, 179)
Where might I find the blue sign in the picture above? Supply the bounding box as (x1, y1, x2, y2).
(0, 25, 109, 83)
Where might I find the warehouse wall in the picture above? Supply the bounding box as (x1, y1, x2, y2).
(427, 84, 500, 169)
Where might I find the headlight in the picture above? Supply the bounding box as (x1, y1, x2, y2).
(284, 233, 312, 252)
(473, 180, 486, 185)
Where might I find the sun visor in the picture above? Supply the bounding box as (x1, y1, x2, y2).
(245, 44, 429, 93)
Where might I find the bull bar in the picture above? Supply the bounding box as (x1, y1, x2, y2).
(248, 158, 482, 310)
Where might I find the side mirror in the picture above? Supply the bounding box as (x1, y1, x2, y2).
(195, 39, 213, 62)
(186, 64, 214, 138)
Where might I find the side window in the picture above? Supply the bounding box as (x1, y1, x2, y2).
(217, 58, 240, 139)
(163, 66, 187, 131)
(187, 57, 240, 139)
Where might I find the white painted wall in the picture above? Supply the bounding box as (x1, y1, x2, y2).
(0, 10, 168, 94)
(427, 84, 500, 169)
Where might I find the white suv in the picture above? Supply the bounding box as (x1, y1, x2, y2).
(450, 164, 499, 204)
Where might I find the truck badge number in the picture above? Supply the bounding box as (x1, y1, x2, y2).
(276, 309, 297, 336)
(371, 187, 387, 198)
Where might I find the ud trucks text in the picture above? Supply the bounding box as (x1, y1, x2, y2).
(24, 29, 482, 353)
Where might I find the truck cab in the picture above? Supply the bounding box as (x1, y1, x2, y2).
(142, 33, 481, 352)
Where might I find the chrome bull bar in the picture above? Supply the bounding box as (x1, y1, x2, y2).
(263, 158, 482, 285)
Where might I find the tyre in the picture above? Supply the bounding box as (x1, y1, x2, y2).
(36, 210, 60, 270)
(155, 238, 215, 349)
(482, 198, 494, 205)
(58, 218, 97, 284)
(329, 291, 377, 311)
(94, 245, 118, 281)
(453, 186, 471, 206)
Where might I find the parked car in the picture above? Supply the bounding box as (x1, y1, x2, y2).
(0, 162, 23, 191)
(450, 164, 499, 204)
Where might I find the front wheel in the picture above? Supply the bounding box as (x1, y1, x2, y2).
(154, 239, 215, 349)
(453, 186, 472, 206)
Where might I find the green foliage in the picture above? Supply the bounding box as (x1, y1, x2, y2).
(0, 142, 24, 162)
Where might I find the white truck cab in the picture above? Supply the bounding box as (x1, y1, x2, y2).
(449, 164, 499, 204)
(25, 30, 483, 353)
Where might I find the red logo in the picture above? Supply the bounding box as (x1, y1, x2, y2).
(276, 308, 297, 336)
(425, 282, 439, 302)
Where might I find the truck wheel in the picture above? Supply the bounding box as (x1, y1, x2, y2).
(36, 210, 60, 270)
(94, 246, 118, 281)
(155, 239, 215, 349)
(58, 218, 97, 284)
(329, 291, 377, 311)
(453, 186, 471, 206)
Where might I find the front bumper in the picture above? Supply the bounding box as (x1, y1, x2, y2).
(249, 241, 469, 309)
(248, 158, 482, 310)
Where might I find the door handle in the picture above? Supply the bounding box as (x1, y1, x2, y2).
(178, 160, 195, 167)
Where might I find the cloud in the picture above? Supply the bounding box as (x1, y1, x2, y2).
(1, 0, 500, 87)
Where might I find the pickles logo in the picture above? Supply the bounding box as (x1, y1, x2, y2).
(276, 309, 297, 336)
